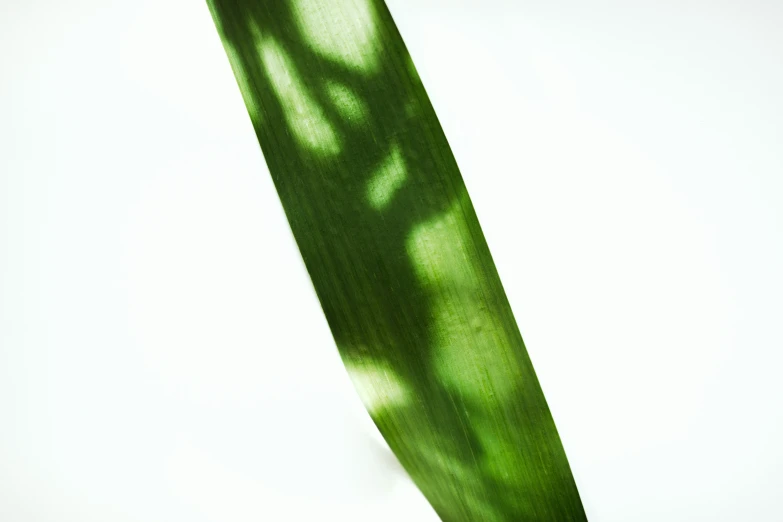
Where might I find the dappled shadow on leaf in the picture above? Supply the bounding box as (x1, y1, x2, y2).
(207, 0, 587, 520)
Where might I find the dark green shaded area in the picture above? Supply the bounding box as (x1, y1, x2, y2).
(206, 0, 587, 520)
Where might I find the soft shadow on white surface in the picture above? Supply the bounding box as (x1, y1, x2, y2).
(2, 1, 782, 521)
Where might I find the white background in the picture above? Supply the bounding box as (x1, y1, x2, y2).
(2, 0, 782, 520)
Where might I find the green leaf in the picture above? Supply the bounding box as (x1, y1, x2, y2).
(206, 0, 587, 520)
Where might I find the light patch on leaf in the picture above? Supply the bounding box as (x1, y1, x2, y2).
(429, 295, 519, 401)
(407, 201, 474, 286)
(325, 81, 369, 125)
(366, 142, 406, 210)
(257, 36, 340, 156)
(292, 0, 381, 73)
(407, 200, 521, 401)
(343, 357, 410, 414)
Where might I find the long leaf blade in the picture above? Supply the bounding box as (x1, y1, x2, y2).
(206, 1, 587, 519)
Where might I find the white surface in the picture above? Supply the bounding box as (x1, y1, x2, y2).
(2, 0, 782, 521)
